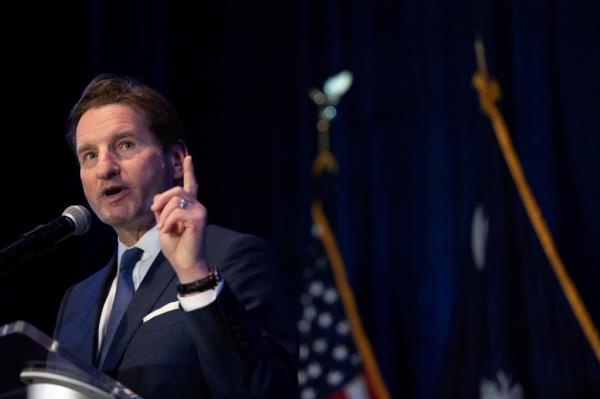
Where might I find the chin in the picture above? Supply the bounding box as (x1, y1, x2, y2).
(97, 206, 133, 226)
(99, 214, 129, 228)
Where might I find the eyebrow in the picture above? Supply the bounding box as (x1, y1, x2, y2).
(76, 144, 94, 158)
(76, 132, 136, 156)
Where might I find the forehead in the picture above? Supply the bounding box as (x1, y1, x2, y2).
(75, 103, 150, 148)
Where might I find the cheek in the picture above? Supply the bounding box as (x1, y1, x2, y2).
(138, 156, 170, 188)
(80, 170, 99, 201)
(141, 168, 169, 194)
(80, 170, 92, 193)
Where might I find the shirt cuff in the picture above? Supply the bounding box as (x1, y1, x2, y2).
(177, 280, 224, 311)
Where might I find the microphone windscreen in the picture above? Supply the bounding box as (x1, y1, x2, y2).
(62, 205, 92, 236)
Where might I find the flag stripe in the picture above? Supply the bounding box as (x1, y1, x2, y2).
(311, 200, 391, 399)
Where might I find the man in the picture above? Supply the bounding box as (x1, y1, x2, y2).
(53, 74, 297, 398)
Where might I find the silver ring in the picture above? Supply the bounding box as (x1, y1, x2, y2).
(179, 198, 189, 209)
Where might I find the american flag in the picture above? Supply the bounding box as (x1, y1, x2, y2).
(297, 202, 388, 399)
(301, 69, 388, 398)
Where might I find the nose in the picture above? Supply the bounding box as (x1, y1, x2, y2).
(96, 150, 120, 180)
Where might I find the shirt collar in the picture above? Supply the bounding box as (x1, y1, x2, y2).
(117, 226, 161, 266)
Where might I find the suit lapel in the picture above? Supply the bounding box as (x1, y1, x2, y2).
(100, 252, 176, 371)
(68, 257, 115, 365)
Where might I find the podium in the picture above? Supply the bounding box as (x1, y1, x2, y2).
(0, 321, 140, 399)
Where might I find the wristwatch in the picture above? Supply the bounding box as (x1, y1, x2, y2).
(176, 265, 222, 295)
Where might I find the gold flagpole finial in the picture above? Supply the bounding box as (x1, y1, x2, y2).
(309, 70, 353, 177)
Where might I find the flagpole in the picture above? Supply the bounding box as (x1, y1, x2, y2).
(472, 37, 600, 364)
(309, 71, 391, 398)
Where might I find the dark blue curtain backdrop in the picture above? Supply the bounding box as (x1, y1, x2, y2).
(1, 1, 599, 397)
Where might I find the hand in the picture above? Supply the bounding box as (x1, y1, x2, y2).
(151, 155, 209, 283)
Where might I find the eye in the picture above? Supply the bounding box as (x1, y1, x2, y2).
(119, 141, 135, 151)
(81, 151, 97, 163)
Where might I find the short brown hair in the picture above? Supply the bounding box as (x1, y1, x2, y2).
(65, 73, 185, 153)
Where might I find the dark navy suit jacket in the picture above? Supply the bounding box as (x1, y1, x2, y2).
(53, 225, 297, 398)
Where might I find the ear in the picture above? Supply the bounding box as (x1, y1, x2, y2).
(168, 140, 188, 181)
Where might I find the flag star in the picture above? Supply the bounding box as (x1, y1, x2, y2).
(298, 371, 308, 385)
(303, 306, 317, 321)
(307, 362, 322, 378)
(350, 353, 361, 366)
(299, 344, 310, 360)
(298, 319, 311, 333)
(323, 288, 338, 304)
(318, 312, 334, 328)
(327, 370, 344, 386)
(301, 387, 317, 399)
(309, 281, 325, 297)
(336, 321, 350, 335)
(346, 376, 369, 397)
(312, 338, 328, 353)
(332, 345, 349, 361)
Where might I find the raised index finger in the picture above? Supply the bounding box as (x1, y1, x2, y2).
(183, 155, 198, 196)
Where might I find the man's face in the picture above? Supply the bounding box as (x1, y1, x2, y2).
(76, 103, 181, 232)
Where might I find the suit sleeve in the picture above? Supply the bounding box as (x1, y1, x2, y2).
(180, 234, 298, 398)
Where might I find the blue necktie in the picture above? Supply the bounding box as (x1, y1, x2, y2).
(97, 246, 143, 366)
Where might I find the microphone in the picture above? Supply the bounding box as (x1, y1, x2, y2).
(0, 205, 92, 271)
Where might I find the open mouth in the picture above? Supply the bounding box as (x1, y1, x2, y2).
(103, 186, 127, 197)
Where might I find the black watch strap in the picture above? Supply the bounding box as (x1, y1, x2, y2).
(176, 265, 222, 295)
